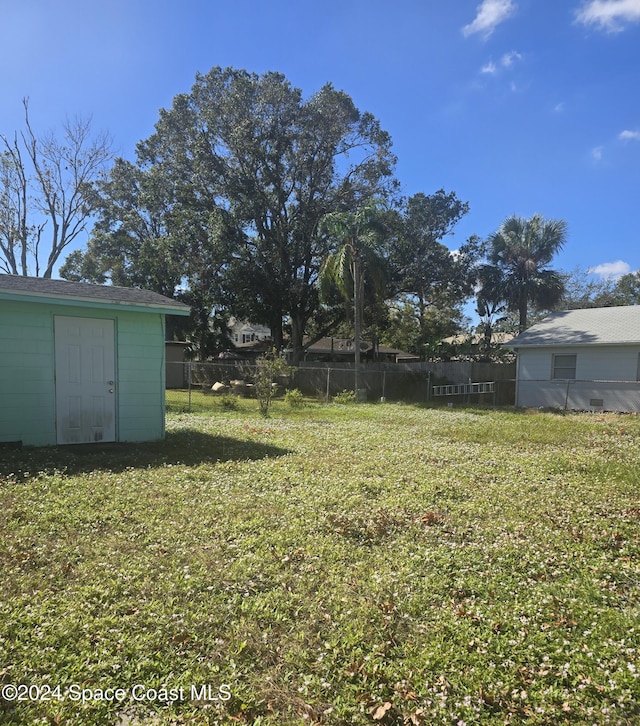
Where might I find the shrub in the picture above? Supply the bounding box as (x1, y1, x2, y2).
(219, 393, 239, 411)
(333, 389, 356, 405)
(254, 349, 295, 417)
(284, 388, 305, 408)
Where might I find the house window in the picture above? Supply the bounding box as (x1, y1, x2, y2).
(552, 354, 576, 379)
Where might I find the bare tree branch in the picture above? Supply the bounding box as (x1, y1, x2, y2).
(0, 99, 113, 277)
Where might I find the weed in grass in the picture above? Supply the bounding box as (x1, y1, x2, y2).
(283, 388, 305, 408)
(332, 389, 356, 405)
(219, 392, 240, 411)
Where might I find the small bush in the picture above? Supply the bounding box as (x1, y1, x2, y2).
(254, 349, 296, 417)
(219, 393, 239, 411)
(284, 388, 305, 408)
(333, 389, 356, 405)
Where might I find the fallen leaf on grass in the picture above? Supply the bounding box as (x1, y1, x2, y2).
(420, 511, 444, 526)
(371, 701, 392, 720)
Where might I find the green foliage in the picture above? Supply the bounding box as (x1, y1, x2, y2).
(59, 159, 185, 297)
(481, 214, 567, 332)
(559, 267, 618, 310)
(283, 388, 305, 408)
(377, 192, 480, 360)
(71, 67, 398, 361)
(214, 73, 397, 358)
(559, 268, 640, 312)
(254, 349, 295, 417)
(613, 270, 640, 305)
(1, 406, 639, 724)
(383, 296, 468, 360)
(319, 201, 391, 387)
(319, 202, 391, 304)
(56, 71, 483, 364)
(333, 388, 356, 404)
(472, 288, 509, 360)
(219, 392, 240, 411)
(61, 166, 240, 357)
(390, 191, 479, 309)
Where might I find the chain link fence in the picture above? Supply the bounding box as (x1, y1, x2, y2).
(166, 360, 516, 412)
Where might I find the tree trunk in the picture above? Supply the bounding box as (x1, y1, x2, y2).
(518, 293, 528, 333)
(269, 314, 284, 351)
(353, 255, 362, 393)
(289, 313, 306, 365)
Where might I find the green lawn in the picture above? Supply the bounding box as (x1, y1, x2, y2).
(1, 402, 638, 725)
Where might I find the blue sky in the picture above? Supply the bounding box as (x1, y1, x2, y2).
(2, 0, 640, 282)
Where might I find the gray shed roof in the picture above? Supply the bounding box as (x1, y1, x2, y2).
(508, 306, 640, 348)
(0, 274, 190, 315)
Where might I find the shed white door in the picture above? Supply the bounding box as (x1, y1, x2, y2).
(54, 316, 116, 444)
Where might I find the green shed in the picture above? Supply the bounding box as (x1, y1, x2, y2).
(0, 275, 190, 446)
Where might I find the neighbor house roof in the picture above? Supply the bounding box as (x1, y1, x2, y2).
(303, 337, 419, 361)
(0, 274, 190, 315)
(444, 332, 515, 346)
(508, 306, 640, 348)
(307, 337, 371, 355)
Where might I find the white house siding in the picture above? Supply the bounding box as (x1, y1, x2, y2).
(515, 345, 640, 411)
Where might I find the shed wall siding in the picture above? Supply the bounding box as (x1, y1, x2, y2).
(116, 313, 166, 442)
(0, 301, 56, 445)
(0, 300, 166, 446)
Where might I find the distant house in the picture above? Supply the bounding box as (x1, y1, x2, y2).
(228, 317, 271, 345)
(443, 332, 515, 354)
(0, 275, 189, 446)
(302, 337, 419, 364)
(508, 306, 640, 411)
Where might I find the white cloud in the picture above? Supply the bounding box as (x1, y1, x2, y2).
(575, 0, 640, 32)
(479, 51, 521, 75)
(553, 102, 565, 113)
(619, 129, 640, 141)
(591, 146, 604, 161)
(587, 260, 631, 279)
(501, 50, 522, 67)
(462, 0, 516, 38)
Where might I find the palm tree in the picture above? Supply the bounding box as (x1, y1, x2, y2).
(319, 203, 388, 394)
(482, 214, 567, 333)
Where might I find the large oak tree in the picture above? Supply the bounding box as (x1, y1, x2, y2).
(68, 67, 398, 361)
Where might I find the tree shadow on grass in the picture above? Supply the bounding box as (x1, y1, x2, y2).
(0, 429, 291, 478)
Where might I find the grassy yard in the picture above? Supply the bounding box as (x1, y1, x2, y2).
(0, 400, 639, 725)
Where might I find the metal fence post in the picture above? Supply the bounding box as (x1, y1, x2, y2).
(188, 361, 192, 412)
(326, 367, 331, 402)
